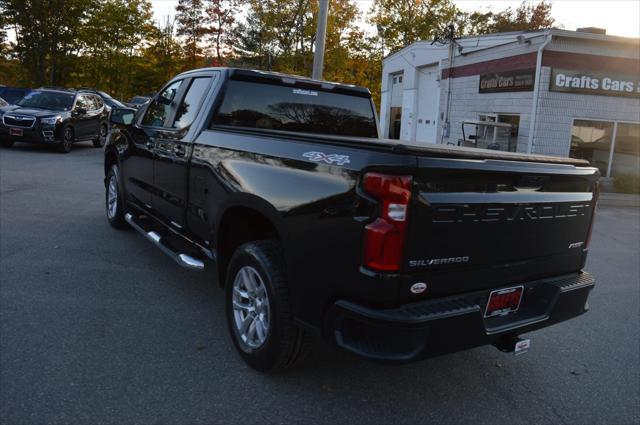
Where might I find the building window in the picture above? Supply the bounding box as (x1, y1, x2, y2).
(570, 120, 640, 178)
(611, 123, 640, 178)
(498, 115, 520, 141)
(476, 114, 519, 152)
(570, 120, 614, 176)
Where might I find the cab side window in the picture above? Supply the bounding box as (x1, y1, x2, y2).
(141, 80, 183, 127)
(172, 77, 212, 130)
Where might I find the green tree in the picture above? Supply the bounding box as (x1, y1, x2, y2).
(0, 7, 21, 86)
(453, 11, 494, 36)
(458, 1, 555, 36)
(369, 0, 457, 54)
(232, 0, 362, 75)
(0, 0, 556, 109)
(231, 1, 276, 69)
(230, 0, 382, 104)
(80, 0, 156, 98)
(175, 0, 206, 68)
(0, 9, 6, 55)
(490, 1, 555, 32)
(141, 16, 183, 90)
(205, 0, 243, 65)
(0, 0, 96, 86)
(233, 0, 310, 70)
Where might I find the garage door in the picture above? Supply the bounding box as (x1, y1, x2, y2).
(415, 65, 439, 144)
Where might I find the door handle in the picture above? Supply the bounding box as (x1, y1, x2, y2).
(174, 145, 186, 156)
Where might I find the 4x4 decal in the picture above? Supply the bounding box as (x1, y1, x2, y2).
(303, 151, 351, 166)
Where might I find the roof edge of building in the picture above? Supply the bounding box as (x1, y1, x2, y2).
(385, 28, 639, 66)
(549, 28, 640, 44)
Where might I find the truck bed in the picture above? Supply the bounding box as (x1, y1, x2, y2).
(385, 140, 590, 166)
(215, 127, 591, 167)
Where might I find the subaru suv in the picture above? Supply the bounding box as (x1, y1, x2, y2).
(0, 89, 109, 153)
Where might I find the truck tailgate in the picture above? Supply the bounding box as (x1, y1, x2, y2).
(405, 157, 599, 283)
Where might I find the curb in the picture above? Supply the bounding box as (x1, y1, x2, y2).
(598, 193, 640, 208)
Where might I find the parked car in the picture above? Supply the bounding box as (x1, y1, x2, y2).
(75, 88, 127, 110)
(124, 96, 150, 109)
(104, 68, 599, 372)
(0, 89, 109, 152)
(0, 86, 32, 105)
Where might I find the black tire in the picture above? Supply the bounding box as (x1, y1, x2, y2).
(57, 126, 74, 153)
(225, 241, 311, 372)
(0, 140, 14, 148)
(93, 123, 107, 148)
(105, 164, 128, 229)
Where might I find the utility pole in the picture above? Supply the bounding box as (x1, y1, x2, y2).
(439, 24, 457, 143)
(312, 0, 329, 80)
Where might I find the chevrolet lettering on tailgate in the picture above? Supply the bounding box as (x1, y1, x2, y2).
(432, 203, 591, 224)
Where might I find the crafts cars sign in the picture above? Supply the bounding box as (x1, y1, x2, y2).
(550, 68, 640, 98)
(479, 69, 535, 93)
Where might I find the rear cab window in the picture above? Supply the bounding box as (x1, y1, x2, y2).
(210, 78, 378, 138)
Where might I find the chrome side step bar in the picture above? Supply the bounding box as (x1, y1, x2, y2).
(125, 213, 205, 271)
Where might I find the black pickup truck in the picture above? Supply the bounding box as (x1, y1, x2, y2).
(104, 68, 599, 372)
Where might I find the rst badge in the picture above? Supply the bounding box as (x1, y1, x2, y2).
(303, 151, 351, 166)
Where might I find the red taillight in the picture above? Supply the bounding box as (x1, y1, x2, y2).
(585, 182, 600, 249)
(363, 173, 412, 272)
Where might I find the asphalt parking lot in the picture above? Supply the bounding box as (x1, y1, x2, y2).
(1, 143, 639, 425)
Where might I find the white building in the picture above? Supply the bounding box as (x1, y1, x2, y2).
(379, 28, 640, 179)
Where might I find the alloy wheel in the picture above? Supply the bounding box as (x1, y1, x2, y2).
(107, 172, 118, 219)
(232, 266, 271, 350)
(99, 125, 107, 145)
(63, 128, 73, 150)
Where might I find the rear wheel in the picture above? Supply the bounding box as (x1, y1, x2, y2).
(93, 123, 107, 148)
(106, 164, 128, 229)
(0, 140, 14, 148)
(225, 241, 311, 372)
(57, 126, 74, 153)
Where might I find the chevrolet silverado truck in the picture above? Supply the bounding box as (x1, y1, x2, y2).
(104, 68, 599, 372)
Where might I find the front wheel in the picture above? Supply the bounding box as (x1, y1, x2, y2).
(106, 164, 128, 229)
(93, 123, 107, 148)
(225, 241, 311, 372)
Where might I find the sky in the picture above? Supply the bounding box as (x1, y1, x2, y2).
(150, 0, 640, 38)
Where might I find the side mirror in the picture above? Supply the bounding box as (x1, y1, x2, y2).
(109, 107, 136, 126)
(75, 107, 87, 115)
